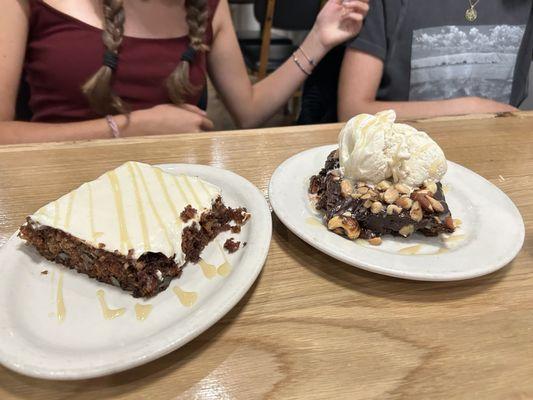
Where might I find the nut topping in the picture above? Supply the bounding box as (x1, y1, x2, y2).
(383, 187, 400, 204)
(423, 180, 438, 194)
(361, 193, 372, 200)
(363, 199, 373, 208)
(394, 183, 411, 195)
(411, 192, 433, 212)
(340, 180, 354, 197)
(444, 216, 455, 230)
(386, 204, 402, 215)
(370, 201, 383, 214)
(327, 216, 361, 240)
(376, 180, 392, 191)
(357, 186, 369, 194)
(426, 195, 445, 213)
(409, 201, 423, 222)
(396, 196, 413, 210)
(368, 237, 382, 246)
(399, 225, 415, 237)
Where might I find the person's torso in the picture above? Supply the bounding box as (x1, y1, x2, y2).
(378, 0, 533, 106)
(24, 0, 218, 123)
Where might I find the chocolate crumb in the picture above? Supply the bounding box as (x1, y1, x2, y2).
(230, 225, 241, 234)
(243, 242, 247, 247)
(224, 238, 241, 253)
(180, 205, 197, 222)
(41, 270, 48, 275)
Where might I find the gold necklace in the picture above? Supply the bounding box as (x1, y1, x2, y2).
(465, 0, 480, 22)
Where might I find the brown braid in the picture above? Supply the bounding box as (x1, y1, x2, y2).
(82, 0, 127, 115)
(166, 0, 209, 105)
(82, 0, 209, 115)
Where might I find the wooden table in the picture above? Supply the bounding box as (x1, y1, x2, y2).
(0, 112, 532, 399)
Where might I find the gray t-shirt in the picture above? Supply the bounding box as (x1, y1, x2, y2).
(348, 0, 533, 106)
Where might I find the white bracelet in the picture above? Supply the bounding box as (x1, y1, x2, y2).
(105, 115, 120, 138)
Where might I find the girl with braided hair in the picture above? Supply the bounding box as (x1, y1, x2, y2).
(1, 0, 369, 144)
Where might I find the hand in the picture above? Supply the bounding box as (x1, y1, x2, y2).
(128, 104, 214, 136)
(312, 0, 370, 52)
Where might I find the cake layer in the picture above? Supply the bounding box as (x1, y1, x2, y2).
(30, 162, 220, 264)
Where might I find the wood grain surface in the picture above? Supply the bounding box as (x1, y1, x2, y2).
(0, 112, 532, 399)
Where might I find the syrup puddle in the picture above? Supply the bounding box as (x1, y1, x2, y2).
(56, 272, 66, 323)
(96, 290, 126, 320)
(134, 304, 153, 321)
(442, 234, 466, 243)
(198, 259, 217, 279)
(305, 217, 323, 227)
(453, 218, 462, 227)
(398, 244, 423, 255)
(435, 247, 450, 254)
(173, 287, 198, 307)
(216, 241, 232, 277)
(50, 270, 56, 302)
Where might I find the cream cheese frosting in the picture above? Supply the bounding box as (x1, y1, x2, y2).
(338, 110, 447, 187)
(30, 161, 221, 265)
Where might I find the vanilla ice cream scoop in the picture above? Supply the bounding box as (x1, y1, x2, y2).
(338, 110, 447, 187)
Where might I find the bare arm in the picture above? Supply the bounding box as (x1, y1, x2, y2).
(208, 0, 369, 128)
(338, 48, 518, 121)
(0, 0, 213, 145)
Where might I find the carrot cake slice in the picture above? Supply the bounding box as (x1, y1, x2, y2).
(19, 162, 249, 297)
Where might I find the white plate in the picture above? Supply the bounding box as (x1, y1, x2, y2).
(0, 164, 272, 380)
(269, 145, 524, 281)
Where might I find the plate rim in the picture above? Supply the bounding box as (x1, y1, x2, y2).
(269, 144, 525, 281)
(0, 163, 272, 380)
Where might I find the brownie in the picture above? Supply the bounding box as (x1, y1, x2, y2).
(309, 150, 455, 241)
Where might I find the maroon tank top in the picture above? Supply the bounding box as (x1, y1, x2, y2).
(24, 0, 219, 123)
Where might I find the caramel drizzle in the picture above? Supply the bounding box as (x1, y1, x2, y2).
(56, 272, 66, 323)
(215, 240, 232, 277)
(134, 303, 153, 321)
(399, 244, 423, 255)
(172, 176, 192, 210)
(442, 234, 466, 243)
(198, 259, 217, 279)
(53, 201, 60, 227)
(429, 159, 443, 175)
(358, 116, 380, 150)
(154, 167, 181, 222)
(411, 142, 433, 157)
(199, 180, 213, 200)
(96, 290, 126, 320)
(182, 175, 203, 208)
(107, 171, 132, 254)
(132, 163, 172, 248)
(127, 163, 151, 251)
(64, 191, 76, 230)
(87, 183, 98, 242)
(173, 287, 198, 307)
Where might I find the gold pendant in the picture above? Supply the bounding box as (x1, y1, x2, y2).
(465, 7, 477, 22)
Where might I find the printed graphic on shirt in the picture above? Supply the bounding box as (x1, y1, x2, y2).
(410, 25, 525, 103)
